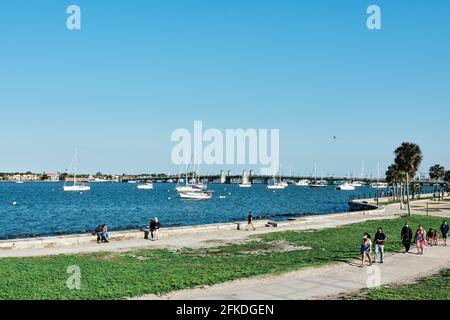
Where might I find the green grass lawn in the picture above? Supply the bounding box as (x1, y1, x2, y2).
(348, 269, 450, 300)
(0, 215, 445, 300)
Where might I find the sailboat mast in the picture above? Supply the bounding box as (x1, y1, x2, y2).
(73, 149, 78, 186)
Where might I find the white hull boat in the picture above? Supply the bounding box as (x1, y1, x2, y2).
(309, 180, 328, 188)
(239, 183, 252, 188)
(336, 182, 356, 191)
(176, 185, 205, 193)
(178, 191, 213, 200)
(371, 182, 388, 189)
(351, 181, 364, 187)
(267, 183, 287, 190)
(64, 184, 91, 192)
(137, 183, 154, 190)
(64, 149, 90, 192)
(295, 179, 310, 186)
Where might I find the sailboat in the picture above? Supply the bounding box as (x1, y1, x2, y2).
(295, 179, 310, 186)
(351, 161, 365, 187)
(175, 164, 213, 199)
(267, 171, 287, 190)
(239, 171, 252, 188)
(371, 162, 388, 189)
(63, 150, 91, 192)
(309, 164, 328, 188)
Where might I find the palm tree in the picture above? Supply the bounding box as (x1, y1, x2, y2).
(385, 164, 404, 201)
(429, 164, 445, 191)
(394, 142, 423, 216)
(445, 171, 450, 192)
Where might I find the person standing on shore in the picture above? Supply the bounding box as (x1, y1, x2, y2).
(359, 233, 372, 267)
(414, 225, 426, 255)
(374, 227, 386, 263)
(440, 220, 449, 246)
(401, 223, 413, 254)
(246, 210, 256, 231)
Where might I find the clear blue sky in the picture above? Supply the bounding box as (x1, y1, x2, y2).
(1, 0, 449, 177)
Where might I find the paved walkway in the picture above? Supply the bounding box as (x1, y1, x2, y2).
(135, 245, 450, 300)
(0, 208, 398, 258)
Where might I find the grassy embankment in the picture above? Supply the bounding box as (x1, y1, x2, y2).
(0, 215, 446, 300)
(347, 269, 450, 300)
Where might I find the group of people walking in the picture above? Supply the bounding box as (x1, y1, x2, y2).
(360, 220, 449, 267)
(360, 227, 386, 267)
(401, 220, 448, 255)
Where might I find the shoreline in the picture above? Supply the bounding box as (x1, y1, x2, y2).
(0, 200, 385, 252)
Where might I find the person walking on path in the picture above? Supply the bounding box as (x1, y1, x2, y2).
(359, 233, 373, 267)
(401, 223, 413, 254)
(374, 227, 386, 263)
(415, 225, 426, 255)
(440, 220, 449, 246)
(433, 230, 439, 246)
(246, 210, 256, 231)
(427, 228, 434, 246)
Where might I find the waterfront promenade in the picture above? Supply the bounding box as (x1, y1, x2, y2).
(0, 198, 448, 300)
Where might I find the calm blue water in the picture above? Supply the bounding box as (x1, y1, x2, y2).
(0, 182, 414, 239)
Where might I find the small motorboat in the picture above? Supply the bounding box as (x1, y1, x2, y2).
(336, 182, 356, 191)
(137, 182, 154, 190)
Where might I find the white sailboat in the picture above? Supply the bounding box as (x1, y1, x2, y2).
(295, 179, 310, 186)
(178, 190, 213, 200)
(267, 172, 287, 190)
(239, 171, 252, 188)
(176, 165, 207, 193)
(309, 164, 328, 188)
(63, 150, 91, 192)
(336, 182, 356, 191)
(371, 162, 388, 189)
(137, 181, 154, 190)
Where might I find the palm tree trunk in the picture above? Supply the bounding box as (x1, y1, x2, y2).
(406, 173, 411, 216)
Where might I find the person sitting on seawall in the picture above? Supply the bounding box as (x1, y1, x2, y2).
(92, 224, 103, 244)
(149, 217, 160, 241)
(100, 224, 109, 243)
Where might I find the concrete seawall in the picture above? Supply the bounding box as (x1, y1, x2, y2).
(0, 204, 386, 251)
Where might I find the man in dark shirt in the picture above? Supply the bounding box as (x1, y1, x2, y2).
(441, 220, 449, 246)
(374, 227, 386, 263)
(401, 223, 413, 253)
(246, 210, 256, 231)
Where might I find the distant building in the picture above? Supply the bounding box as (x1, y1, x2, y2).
(43, 172, 60, 182)
(11, 174, 39, 182)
